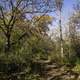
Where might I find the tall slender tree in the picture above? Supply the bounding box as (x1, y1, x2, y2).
(55, 0, 64, 58)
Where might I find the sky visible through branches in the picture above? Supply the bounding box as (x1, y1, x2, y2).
(49, 0, 76, 32)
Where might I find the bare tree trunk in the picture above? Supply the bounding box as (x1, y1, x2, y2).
(5, 27, 11, 52)
(7, 34, 11, 52)
(59, 10, 64, 58)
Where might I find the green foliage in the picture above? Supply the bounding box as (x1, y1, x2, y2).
(0, 10, 54, 79)
(73, 58, 80, 73)
(0, 0, 80, 79)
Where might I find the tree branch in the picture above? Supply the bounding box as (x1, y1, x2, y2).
(0, 7, 7, 27)
(0, 25, 7, 36)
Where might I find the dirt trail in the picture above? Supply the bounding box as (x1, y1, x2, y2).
(37, 60, 80, 80)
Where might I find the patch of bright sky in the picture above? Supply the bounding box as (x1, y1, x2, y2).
(62, 0, 76, 23)
(49, 0, 76, 32)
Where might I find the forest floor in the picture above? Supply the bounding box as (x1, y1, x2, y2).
(36, 60, 80, 80)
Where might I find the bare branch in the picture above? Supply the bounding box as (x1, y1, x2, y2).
(0, 7, 7, 27)
(0, 25, 7, 36)
(11, 9, 49, 45)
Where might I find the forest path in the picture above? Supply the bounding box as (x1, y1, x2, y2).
(38, 60, 80, 80)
